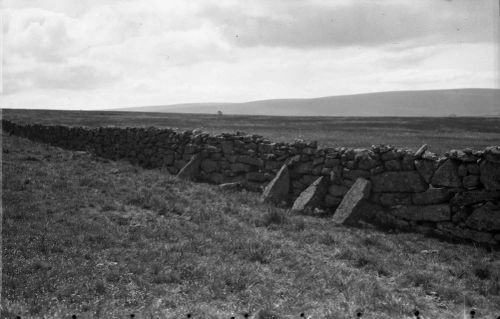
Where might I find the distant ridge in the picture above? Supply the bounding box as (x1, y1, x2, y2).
(115, 88, 500, 117)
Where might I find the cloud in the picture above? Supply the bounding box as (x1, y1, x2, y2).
(4, 8, 77, 63)
(4, 60, 121, 94)
(1, 0, 498, 109)
(200, 0, 498, 48)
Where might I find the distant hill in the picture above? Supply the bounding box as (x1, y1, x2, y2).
(115, 88, 500, 117)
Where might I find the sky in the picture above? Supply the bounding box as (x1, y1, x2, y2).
(2, 0, 499, 110)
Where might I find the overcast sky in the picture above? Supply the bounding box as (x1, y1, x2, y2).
(2, 0, 499, 110)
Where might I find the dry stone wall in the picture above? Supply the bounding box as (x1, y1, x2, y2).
(3, 119, 500, 245)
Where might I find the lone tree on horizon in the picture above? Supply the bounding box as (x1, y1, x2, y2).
(217, 110, 223, 116)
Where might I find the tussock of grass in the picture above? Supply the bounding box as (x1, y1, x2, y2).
(2, 133, 500, 318)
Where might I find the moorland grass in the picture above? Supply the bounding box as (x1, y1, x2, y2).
(3, 109, 500, 154)
(2, 133, 500, 318)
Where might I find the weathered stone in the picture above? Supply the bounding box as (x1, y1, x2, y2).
(342, 179, 355, 188)
(182, 153, 194, 161)
(174, 159, 188, 170)
(261, 164, 290, 204)
(219, 181, 243, 192)
(226, 155, 237, 163)
(431, 159, 461, 188)
(312, 157, 324, 166)
(437, 222, 496, 244)
(328, 184, 349, 197)
(210, 152, 222, 160)
(238, 155, 264, 167)
(294, 161, 314, 174)
(370, 165, 385, 175)
(246, 171, 267, 182)
(379, 193, 412, 207)
(451, 206, 471, 223)
(325, 194, 342, 208)
(457, 164, 468, 177)
(451, 190, 500, 206)
(401, 154, 416, 170)
(329, 166, 343, 184)
(311, 165, 324, 175)
(412, 187, 453, 205)
(205, 145, 220, 153)
(371, 171, 428, 193)
(332, 178, 371, 225)
(167, 166, 178, 175)
(200, 159, 218, 173)
(484, 146, 500, 163)
(462, 175, 480, 189)
(176, 154, 202, 180)
(422, 150, 438, 161)
(324, 158, 341, 168)
(448, 149, 477, 162)
(246, 143, 258, 150)
(414, 144, 428, 158)
(479, 160, 500, 190)
(291, 176, 329, 212)
(265, 160, 282, 170)
(210, 172, 224, 184)
(162, 154, 175, 166)
(343, 169, 370, 180)
(229, 163, 251, 173)
(378, 144, 394, 153)
(258, 143, 275, 154)
(357, 154, 380, 170)
(353, 148, 369, 158)
(320, 167, 331, 175)
(415, 159, 435, 183)
(390, 204, 451, 222)
(299, 175, 316, 186)
(345, 161, 356, 169)
(381, 150, 400, 161)
(465, 202, 500, 231)
(292, 180, 306, 191)
(184, 144, 198, 154)
(467, 163, 480, 175)
(302, 147, 316, 155)
(245, 181, 263, 192)
(384, 160, 401, 171)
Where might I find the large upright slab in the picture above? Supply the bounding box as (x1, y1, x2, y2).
(333, 178, 371, 225)
(261, 164, 290, 204)
(176, 154, 202, 180)
(291, 176, 328, 212)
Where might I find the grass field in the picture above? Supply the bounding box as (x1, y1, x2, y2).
(2, 132, 500, 318)
(3, 109, 500, 154)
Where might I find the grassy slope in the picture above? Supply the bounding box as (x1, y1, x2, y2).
(2, 133, 500, 319)
(3, 109, 500, 154)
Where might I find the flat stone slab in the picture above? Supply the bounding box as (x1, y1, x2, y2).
(390, 204, 451, 222)
(451, 190, 500, 206)
(261, 164, 290, 204)
(371, 171, 428, 193)
(412, 187, 453, 205)
(332, 178, 371, 225)
(480, 160, 500, 190)
(431, 159, 461, 188)
(176, 154, 202, 180)
(291, 176, 328, 212)
(415, 159, 435, 183)
(465, 202, 500, 231)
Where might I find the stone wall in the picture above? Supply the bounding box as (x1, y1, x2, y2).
(3, 119, 500, 245)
